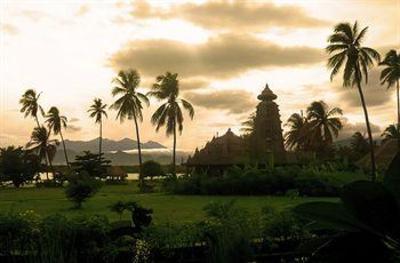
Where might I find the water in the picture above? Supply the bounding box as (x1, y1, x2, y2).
(39, 172, 140, 180)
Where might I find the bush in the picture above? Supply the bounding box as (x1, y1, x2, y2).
(65, 174, 102, 208)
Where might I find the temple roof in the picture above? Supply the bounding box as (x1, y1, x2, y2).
(186, 128, 247, 166)
(257, 83, 277, 101)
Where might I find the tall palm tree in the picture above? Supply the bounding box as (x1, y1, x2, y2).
(46, 107, 69, 167)
(284, 111, 309, 151)
(380, 50, 400, 142)
(240, 112, 256, 136)
(306, 101, 343, 146)
(381, 124, 400, 143)
(149, 72, 194, 176)
(19, 89, 44, 127)
(88, 98, 108, 156)
(326, 21, 381, 180)
(110, 70, 149, 184)
(26, 126, 58, 180)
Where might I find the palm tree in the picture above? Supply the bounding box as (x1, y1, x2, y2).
(19, 89, 44, 127)
(110, 70, 149, 184)
(306, 101, 343, 146)
(240, 112, 256, 136)
(46, 107, 69, 167)
(381, 124, 400, 143)
(26, 126, 58, 180)
(326, 21, 381, 180)
(149, 72, 194, 176)
(88, 98, 108, 156)
(284, 111, 309, 151)
(380, 50, 400, 146)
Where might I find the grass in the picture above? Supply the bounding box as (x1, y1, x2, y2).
(0, 181, 337, 224)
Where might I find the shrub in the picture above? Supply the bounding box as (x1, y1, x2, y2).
(65, 174, 102, 208)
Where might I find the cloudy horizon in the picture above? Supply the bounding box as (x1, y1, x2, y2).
(1, 0, 399, 152)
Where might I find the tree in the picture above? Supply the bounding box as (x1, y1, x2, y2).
(149, 72, 194, 176)
(110, 70, 149, 186)
(240, 112, 256, 136)
(351, 132, 370, 158)
(380, 50, 400, 126)
(381, 124, 400, 143)
(326, 21, 380, 180)
(26, 127, 58, 180)
(46, 107, 70, 167)
(19, 89, 45, 128)
(142, 160, 163, 180)
(70, 151, 111, 179)
(65, 174, 101, 209)
(0, 146, 40, 187)
(284, 111, 310, 151)
(88, 98, 108, 156)
(306, 101, 343, 148)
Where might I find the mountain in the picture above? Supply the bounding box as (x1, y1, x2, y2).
(62, 137, 166, 153)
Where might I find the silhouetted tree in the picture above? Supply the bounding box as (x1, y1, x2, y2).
(110, 70, 149, 186)
(326, 21, 380, 180)
(149, 72, 194, 176)
(46, 106, 69, 167)
(285, 111, 310, 151)
(19, 89, 44, 127)
(26, 127, 58, 180)
(88, 98, 108, 156)
(381, 124, 400, 143)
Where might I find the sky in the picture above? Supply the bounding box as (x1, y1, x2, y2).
(0, 0, 399, 151)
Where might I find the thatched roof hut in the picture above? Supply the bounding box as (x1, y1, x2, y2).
(357, 139, 399, 172)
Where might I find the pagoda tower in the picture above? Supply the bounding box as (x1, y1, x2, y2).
(252, 83, 286, 163)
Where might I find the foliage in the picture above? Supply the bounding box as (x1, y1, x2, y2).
(110, 201, 153, 233)
(382, 124, 400, 143)
(46, 106, 70, 166)
(168, 165, 365, 196)
(0, 146, 40, 187)
(65, 174, 102, 208)
(284, 101, 342, 158)
(141, 160, 163, 180)
(70, 151, 111, 179)
(293, 180, 400, 262)
(19, 89, 44, 127)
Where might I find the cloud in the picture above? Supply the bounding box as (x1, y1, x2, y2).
(131, 0, 328, 30)
(69, 117, 80, 123)
(66, 124, 82, 133)
(76, 5, 90, 16)
(20, 9, 49, 21)
(1, 23, 19, 35)
(109, 34, 323, 79)
(338, 118, 382, 139)
(180, 79, 209, 91)
(333, 68, 394, 109)
(184, 89, 256, 114)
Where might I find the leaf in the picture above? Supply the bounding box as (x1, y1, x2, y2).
(341, 180, 400, 238)
(293, 202, 368, 232)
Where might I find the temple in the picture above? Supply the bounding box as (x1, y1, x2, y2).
(186, 83, 286, 172)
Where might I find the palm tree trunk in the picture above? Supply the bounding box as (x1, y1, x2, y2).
(44, 153, 50, 180)
(357, 82, 377, 181)
(397, 81, 400, 149)
(133, 116, 143, 187)
(35, 116, 40, 128)
(99, 120, 103, 158)
(59, 130, 69, 167)
(173, 119, 177, 177)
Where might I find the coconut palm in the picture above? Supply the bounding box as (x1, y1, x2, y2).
(46, 107, 69, 167)
(110, 70, 149, 184)
(19, 89, 45, 127)
(381, 124, 400, 143)
(306, 101, 343, 146)
(380, 50, 400, 130)
(88, 98, 108, 156)
(284, 111, 310, 151)
(326, 21, 380, 180)
(149, 72, 194, 176)
(26, 126, 58, 180)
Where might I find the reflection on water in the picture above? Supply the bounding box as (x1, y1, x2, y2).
(39, 172, 140, 180)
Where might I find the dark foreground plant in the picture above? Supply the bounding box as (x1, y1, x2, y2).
(65, 174, 102, 208)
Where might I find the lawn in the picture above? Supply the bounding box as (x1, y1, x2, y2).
(0, 182, 337, 224)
